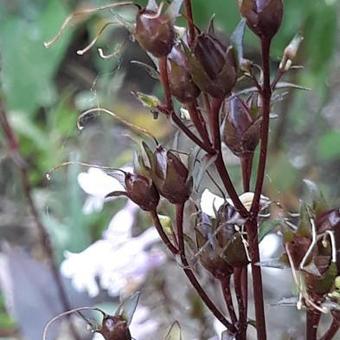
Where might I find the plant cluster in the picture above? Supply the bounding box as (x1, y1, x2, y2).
(42, 0, 340, 339)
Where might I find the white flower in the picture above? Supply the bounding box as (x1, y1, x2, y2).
(201, 189, 270, 217)
(61, 201, 165, 297)
(92, 305, 158, 340)
(78, 167, 131, 214)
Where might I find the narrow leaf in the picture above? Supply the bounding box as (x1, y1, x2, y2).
(164, 321, 182, 340)
(230, 18, 246, 66)
(115, 291, 140, 325)
(130, 60, 159, 79)
(258, 219, 282, 243)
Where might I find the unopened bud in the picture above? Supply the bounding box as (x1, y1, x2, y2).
(168, 44, 200, 103)
(186, 32, 237, 98)
(135, 7, 175, 57)
(238, 0, 283, 40)
(279, 34, 304, 71)
(125, 173, 159, 211)
(100, 315, 131, 340)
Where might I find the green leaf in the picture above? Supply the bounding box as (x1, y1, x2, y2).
(164, 321, 182, 340)
(258, 219, 282, 243)
(302, 179, 328, 217)
(0, 0, 71, 115)
(230, 18, 247, 66)
(317, 131, 340, 161)
(132, 91, 161, 110)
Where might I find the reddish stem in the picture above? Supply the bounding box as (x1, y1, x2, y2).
(246, 37, 273, 340)
(320, 318, 340, 340)
(159, 56, 173, 111)
(234, 267, 247, 340)
(220, 277, 238, 325)
(184, 0, 195, 47)
(241, 154, 253, 193)
(187, 101, 211, 145)
(306, 309, 321, 340)
(175, 203, 236, 333)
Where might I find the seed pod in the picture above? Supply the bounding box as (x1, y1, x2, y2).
(195, 212, 233, 279)
(135, 8, 175, 57)
(168, 44, 200, 103)
(186, 32, 237, 98)
(238, 0, 283, 40)
(107, 171, 159, 211)
(124, 173, 160, 211)
(144, 144, 192, 204)
(100, 315, 131, 340)
(223, 96, 261, 157)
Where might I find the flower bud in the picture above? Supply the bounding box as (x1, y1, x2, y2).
(100, 315, 131, 340)
(135, 8, 175, 57)
(186, 32, 237, 98)
(238, 0, 283, 40)
(223, 96, 261, 157)
(144, 144, 192, 204)
(279, 33, 303, 71)
(168, 44, 200, 103)
(124, 173, 160, 211)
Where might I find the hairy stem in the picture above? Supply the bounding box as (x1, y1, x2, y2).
(241, 154, 253, 192)
(234, 267, 247, 340)
(0, 101, 80, 340)
(220, 277, 238, 325)
(306, 309, 321, 340)
(320, 318, 340, 340)
(246, 37, 273, 340)
(187, 101, 211, 146)
(184, 0, 195, 47)
(175, 203, 236, 333)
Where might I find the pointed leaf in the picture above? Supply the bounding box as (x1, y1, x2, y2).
(115, 291, 140, 325)
(130, 60, 159, 79)
(132, 91, 161, 110)
(271, 296, 298, 307)
(255, 258, 288, 269)
(230, 18, 246, 66)
(303, 179, 328, 218)
(274, 82, 311, 91)
(258, 219, 283, 243)
(164, 321, 182, 340)
(146, 0, 158, 11)
(166, 0, 184, 21)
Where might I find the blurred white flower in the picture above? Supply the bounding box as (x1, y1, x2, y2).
(61, 200, 165, 297)
(92, 305, 158, 340)
(201, 189, 270, 217)
(78, 167, 131, 214)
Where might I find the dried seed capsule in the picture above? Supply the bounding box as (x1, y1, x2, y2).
(168, 44, 200, 103)
(238, 0, 283, 40)
(144, 144, 192, 204)
(100, 315, 131, 340)
(135, 8, 175, 57)
(223, 96, 261, 157)
(187, 32, 237, 98)
(124, 173, 160, 211)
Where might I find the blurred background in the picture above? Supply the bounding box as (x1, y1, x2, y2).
(0, 0, 339, 339)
